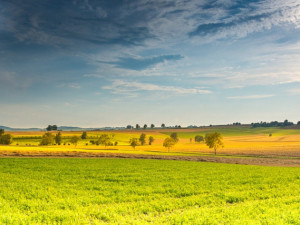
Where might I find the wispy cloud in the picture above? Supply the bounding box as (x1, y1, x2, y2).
(287, 89, 300, 95)
(227, 94, 275, 100)
(57, 83, 81, 89)
(0, 71, 32, 89)
(100, 54, 184, 71)
(102, 80, 211, 96)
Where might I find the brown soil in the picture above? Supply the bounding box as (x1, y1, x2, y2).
(0, 150, 299, 167)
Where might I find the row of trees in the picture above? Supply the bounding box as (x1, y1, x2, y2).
(251, 120, 294, 128)
(129, 133, 155, 149)
(160, 132, 223, 154)
(127, 124, 168, 129)
(0, 129, 13, 145)
(40, 132, 117, 147)
(39, 130, 223, 154)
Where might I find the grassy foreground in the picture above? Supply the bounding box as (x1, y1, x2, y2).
(0, 158, 299, 224)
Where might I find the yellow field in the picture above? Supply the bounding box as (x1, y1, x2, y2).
(1, 127, 300, 158)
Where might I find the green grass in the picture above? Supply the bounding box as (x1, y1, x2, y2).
(0, 158, 299, 224)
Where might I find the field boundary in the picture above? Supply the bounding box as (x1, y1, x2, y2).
(1, 150, 299, 167)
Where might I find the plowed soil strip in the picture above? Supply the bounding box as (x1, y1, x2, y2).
(0, 150, 299, 167)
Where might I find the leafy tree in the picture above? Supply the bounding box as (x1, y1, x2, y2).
(143, 124, 147, 129)
(46, 125, 52, 131)
(46, 125, 58, 131)
(170, 133, 179, 143)
(70, 136, 80, 147)
(81, 131, 87, 139)
(136, 124, 140, 129)
(151, 124, 155, 128)
(297, 121, 300, 126)
(130, 138, 139, 149)
(126, 125, 133, 129)
(139, 133, 146, 145)
(195, 135, 204, 143)
(40, 132, 55, 146)
(163, 137, 175, 152)
(97, 134, 113, 148)
(161, 123, 165, 128)
(55, 132, 62, 145)
(0, 129, 4, 136)
(205, 132, 224, 155)
(0, 134, 13, 145)
(148, 136, 154, 145)
(269, 133, 272, 137)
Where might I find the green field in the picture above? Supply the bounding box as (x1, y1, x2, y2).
(0, 158, 299, 224)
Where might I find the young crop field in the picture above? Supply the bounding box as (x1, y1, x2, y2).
(0, 158, 299, 224)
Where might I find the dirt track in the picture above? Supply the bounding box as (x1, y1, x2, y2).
(0, 150, 299, 167)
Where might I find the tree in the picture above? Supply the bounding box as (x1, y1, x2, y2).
(149, 136, 154, 145)
(81, 131, 87, 139)
(70, 136, 80, 147)
(205, 132, 224, 155)
(170, 133, 179, 143)
(97, 134, 113, 148)
(297, 121, 300, 126)
(40, 132, 55, 146)
(0, 134, 13, 145)
(161, 123, 165, 128)
(46, 125, 58, 131)
(151, 124, 155, 128)
(139, 133, 146, 145)
(195, 135, 204, 143)
(0, 129, 4, 136)
(136, 124, 140, 129)
(46, 125, 52, 131)
(163, 137, 175, 152)
(55, 132, 62, 145)
(143, 124, 147, 129)
(126, 125, 133, 129)
(130, 138, 138, 150)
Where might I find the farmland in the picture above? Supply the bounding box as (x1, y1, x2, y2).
(1, 126, 300, 162)
(0, 127, 299, 224)
(0, 158, 299, 224)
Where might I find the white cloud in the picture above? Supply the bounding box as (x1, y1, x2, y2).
(227, 94, 275, 100)
(102, 80, 212, 96)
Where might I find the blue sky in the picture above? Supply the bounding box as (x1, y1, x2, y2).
(0, 0, 300, 128)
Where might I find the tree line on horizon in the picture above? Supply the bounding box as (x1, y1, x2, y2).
(251, 119, 298, 128)
(43, 120, 300, 131)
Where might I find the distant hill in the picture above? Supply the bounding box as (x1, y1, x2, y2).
(0, 125, 125, 131)
(0, 126, 43, 131)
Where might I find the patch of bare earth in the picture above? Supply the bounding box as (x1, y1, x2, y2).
(0, 150, 299, 167)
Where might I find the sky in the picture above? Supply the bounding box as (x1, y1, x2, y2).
(0, 0, 300, 128)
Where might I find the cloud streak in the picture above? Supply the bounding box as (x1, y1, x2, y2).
(227, 94, 275, 100)
(100, 55, 184, 70)
(102, 80, 212, 96)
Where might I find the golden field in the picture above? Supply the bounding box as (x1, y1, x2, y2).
(1, 126, 300, 158)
